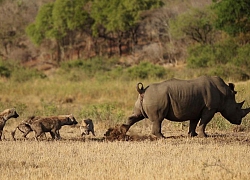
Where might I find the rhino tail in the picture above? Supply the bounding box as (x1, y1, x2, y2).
(137, 82, 144, 94)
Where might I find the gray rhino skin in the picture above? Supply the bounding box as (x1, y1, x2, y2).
(121, 76, 250, 138)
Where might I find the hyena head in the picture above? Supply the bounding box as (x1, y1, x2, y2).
(67, 114, 78, 125)
(80, 119, 95, 136)
(2, 108, 19, 120)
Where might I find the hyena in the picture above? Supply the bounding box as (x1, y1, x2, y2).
(11, 116, 46, 140)
(0, 108, 19, 140)
(80, 118, 95, 136)
(26, 114, 78, 140)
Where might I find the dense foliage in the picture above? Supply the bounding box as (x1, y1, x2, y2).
(0, 0, 250, 80)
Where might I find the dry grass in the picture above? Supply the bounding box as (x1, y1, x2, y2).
(1, 131, 250, 180)
(1, 70, 250, 179)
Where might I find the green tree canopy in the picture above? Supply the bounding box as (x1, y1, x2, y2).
(91, 0, 164, 35)
(26, 0, 91, 45)
(26, 2, 54, 45)
(170, 7, 216, 45)
(212, 0, 250, 36)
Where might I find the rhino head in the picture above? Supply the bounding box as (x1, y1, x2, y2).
(220, 100, 250, 125)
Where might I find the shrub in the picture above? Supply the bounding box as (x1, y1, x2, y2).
(0, 65, 11, 78)
(79, 103, 125, 126)
(187, 44, 213, 68)
(60, 58, 117, 75)
(126, 62, 166, 79)
(0, 60, 11, 78)
(11, 67, 46, 82)
(0, 60, 46, 82)
(232, 44, 250, 69)
(193, 64, 250, 81)
(187, 40, 238, 68)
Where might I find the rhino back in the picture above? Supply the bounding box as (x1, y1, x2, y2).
(142, 76, 227, 121)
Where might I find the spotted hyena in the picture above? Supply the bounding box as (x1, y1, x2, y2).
(0, 108, 19, 140)
(11, 116, 46, 140)
(26, 114, 78, 140)
(80, 118, 95, 136)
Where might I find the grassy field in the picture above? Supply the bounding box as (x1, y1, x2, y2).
(1, 65, 250, 179)
(1, 134, 250, 180)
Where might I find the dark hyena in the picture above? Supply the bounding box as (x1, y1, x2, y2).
(80, 118, 95, 136)
(26, 114, 78, 140)
(11, 116, 45, 140)
(0, 108, 19, 140)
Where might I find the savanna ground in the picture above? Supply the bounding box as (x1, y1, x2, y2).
(1, 66, 250, 180)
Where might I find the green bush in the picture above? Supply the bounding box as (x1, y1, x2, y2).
(79, 103, 125, 125)
(232, 44, 250, 69)
(187, 44, 213, 68)
(126, 62, 166, 79)
(59, 57, 121, 81)
(11, 67, 46, 82)
(60, 58, 117, 74)
(0, 60, 46, 82)
(0, 60, 11, 78)
(192, 64, 250, 81)
(187, 40, 238, 68)
(0, 65, 11, 78)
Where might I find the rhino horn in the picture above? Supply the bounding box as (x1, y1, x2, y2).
(238, 100, 245, 108)
(241, 107, 250, 118)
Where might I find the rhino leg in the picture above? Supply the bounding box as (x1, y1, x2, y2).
(121, 114, 145, 134)
(152, 120, 165, 138)
(188, 119, 199, 137)
(197, 109, 216, 137)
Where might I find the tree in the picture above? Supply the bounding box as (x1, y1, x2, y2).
(91, 0, 163, 56)
(170, 7, 216, 45)
(26, 0, 93, 62)
(0, 0, 39, 60)
(212, 0, 250, 39)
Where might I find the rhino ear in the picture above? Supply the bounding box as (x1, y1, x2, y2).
(228, 83, 237, 94)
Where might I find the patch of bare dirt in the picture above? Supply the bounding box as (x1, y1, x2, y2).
(102, 124, 250, 144)
(103, 125, 158, 141)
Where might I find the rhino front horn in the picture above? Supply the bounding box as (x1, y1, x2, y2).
(238, 100, 245, 108)
(241, 107, 250, 118)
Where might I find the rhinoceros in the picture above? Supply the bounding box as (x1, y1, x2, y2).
(121, 76, 250, 138)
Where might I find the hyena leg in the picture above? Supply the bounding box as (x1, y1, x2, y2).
(0, 129, 3, 141)
(22, 129, 32, 138)
(49, 131, 56, 140)
(91, 130, 95, 136)
(55, 130, 61, 140)
(34, 129, 45, 141)
(11, 127, 18, 140)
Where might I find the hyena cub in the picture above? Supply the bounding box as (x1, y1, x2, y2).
(26, 114, 78, 141)
(11, 116, 45, 140)
(0, 108, 19, 140)
(80, 118, 95, 136)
